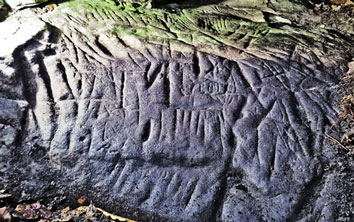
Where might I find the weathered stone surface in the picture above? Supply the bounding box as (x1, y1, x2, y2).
(1, 0, 49, 9)
(0, 0, 353, 221)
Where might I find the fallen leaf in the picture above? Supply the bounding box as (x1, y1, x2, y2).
(56, 206, 87, 221)
(77, 196, 89, 206)
(0, 207, 11, 221)
(331, 0, 346, 4)
(96, 207, 136, 222)
(14, 201, 52, 220)
(55, 204, 135, 222)
(44, 3, 57, 11)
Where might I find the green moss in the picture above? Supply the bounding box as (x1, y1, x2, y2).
(52, 0, 305, 53)
(35, 0, 48, 3)
(268, 0, 305, 11)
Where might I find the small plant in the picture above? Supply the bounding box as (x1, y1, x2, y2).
(326, 68, 354, 152)
(331, 95, 354, 129)
(115, 0, 152, 9)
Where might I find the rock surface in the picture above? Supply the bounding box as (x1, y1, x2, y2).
(1, 0, 49, 9)
(0, 0, 353, 221)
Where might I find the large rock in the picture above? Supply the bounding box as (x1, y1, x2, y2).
(0, 0, 353, 221)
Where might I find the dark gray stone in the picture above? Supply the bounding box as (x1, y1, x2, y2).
(0, 28, 335, 221)
(0, 1, 353, 222)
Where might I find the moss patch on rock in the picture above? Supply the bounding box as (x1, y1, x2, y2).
(41, 0, 353, 64)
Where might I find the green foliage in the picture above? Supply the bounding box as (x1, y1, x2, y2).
(0, 1, 10, 22)
(35, 0, 48, 3)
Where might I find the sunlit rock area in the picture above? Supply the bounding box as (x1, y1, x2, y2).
(0, 0, 353, 221)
